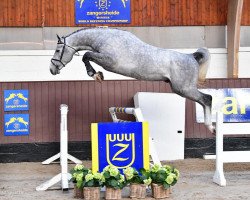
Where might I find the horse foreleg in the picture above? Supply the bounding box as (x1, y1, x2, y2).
(82, 52, 104, 82)
(82, 52, 115, 82)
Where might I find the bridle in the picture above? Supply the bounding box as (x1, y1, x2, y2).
(51, 37, 79, 69)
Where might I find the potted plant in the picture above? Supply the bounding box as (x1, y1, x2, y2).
(82, 170, 105, 200)
(150, 164, 180, 199)
(123, 167, 152, 199)
(70, 164, 89, 198)
(102, 165, 127, 200)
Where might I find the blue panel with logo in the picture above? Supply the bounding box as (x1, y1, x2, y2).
(4, 90, 29, 111)
(4, 114, 30, 136)
(223, 88, 250, 122)
(91, 122, 149, 173)
(75, 0, 131, 24)
(196, 88, 250, 122)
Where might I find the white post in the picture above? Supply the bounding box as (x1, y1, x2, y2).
(60, 104, 69, 190)
(213, 112, 226, 186)
(36, 104, 80, 191)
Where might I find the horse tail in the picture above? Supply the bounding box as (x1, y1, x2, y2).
(193, 47, 211, 85)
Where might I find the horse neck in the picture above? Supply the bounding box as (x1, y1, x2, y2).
(65, 30, 92, 51)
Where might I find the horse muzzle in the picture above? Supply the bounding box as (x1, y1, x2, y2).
(50, 64, 60, 75)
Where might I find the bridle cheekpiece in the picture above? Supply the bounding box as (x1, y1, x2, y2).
(51, 37, 79, 70)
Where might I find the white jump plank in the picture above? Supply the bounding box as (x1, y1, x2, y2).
(222, 151, 250, 163)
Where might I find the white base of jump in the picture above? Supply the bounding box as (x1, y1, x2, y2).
(37, 152, 81, 191)
(36, 173, 72, 191)
(213, 151, 250, 187)
(203, 154, 216, 159)
(213, 169, 226, 186)
(37, 145, 82, 191)
(42, 153, 82, 165)
(212, 112, 250, 186)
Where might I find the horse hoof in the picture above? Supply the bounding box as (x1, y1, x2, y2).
(208, 125, 216, 135)
(93, 71, 104, 82)
(97, 71, 104, 80)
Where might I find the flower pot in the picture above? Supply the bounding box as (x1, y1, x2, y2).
(151, 183, 170, 199)
(105, 187, 122, 200)
(83, 187, 100, 200)
(74, 185, 83, 199)
(130, 183, 147, 199)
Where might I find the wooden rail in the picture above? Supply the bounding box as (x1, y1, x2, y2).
(1, 0, 250, 27)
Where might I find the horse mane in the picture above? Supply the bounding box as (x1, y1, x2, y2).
(64, 28, 91, 38)
(64, 27, 121, 38)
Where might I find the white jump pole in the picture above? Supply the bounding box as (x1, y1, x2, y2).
(60, 104, 70, 190)
(109, 107, 161, 166)
(36, 104, 81, 191)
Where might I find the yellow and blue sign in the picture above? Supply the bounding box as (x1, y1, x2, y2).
(4, 114, 30, 136)
(91, 122, 149, 173)
(4, 90, 29, 111)
(75, 0, 131, 24)
(196, 88, 250, 122)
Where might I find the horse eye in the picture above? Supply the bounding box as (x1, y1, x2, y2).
(56, 50, 60, 53)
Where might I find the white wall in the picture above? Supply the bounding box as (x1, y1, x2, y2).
(239, 47, 250, 78)
(0, 48, 249, 82)
(0, 50, 132, 82)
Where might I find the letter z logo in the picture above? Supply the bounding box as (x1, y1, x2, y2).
(112, 143, 129, 161)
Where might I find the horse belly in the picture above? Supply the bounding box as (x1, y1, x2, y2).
(132, 66, 168, 81)
(109, 62, 168, 81)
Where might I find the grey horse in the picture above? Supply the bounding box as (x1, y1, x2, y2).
(49, 27, 214, 133)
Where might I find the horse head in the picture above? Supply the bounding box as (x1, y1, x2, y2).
(50, 34, 76, 75)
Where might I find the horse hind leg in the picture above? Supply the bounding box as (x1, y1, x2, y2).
(170, 83, 215, 133)
(200, 93, 215, 134)
(82, 52, 115, 82)
(192, 91, 214, 133)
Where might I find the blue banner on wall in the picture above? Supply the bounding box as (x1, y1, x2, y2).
(91, 122, 149, 173)
(4, 114, 30, 136)
(75, 0, 131, 24)
(196, 88, 250, 122)
(4, 90, 29, 111)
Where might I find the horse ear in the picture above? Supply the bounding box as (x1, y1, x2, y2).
(56, 34, 62, 43)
